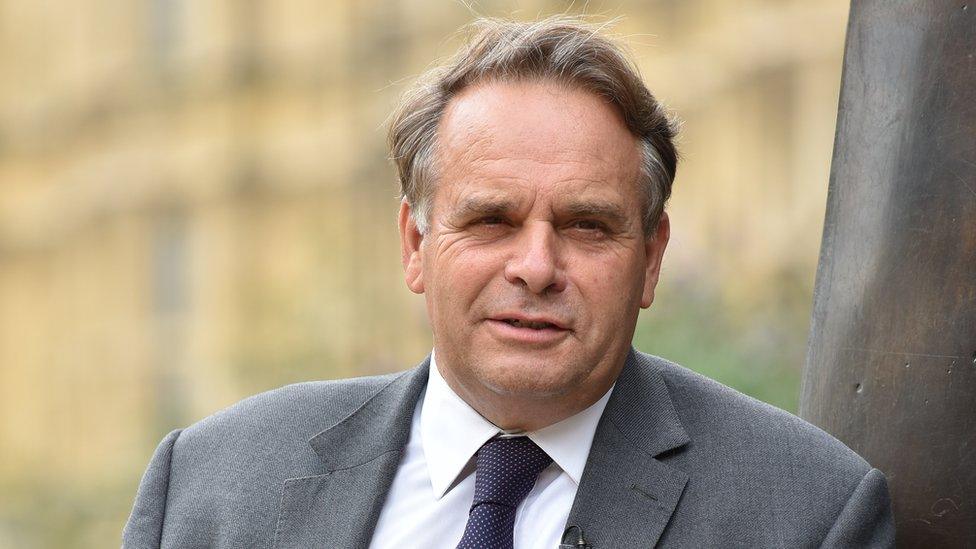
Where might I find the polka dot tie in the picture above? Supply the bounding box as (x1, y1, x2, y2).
(455, 436, 553, 549)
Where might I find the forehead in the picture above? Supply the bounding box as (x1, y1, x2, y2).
(435, 80, 642, 204)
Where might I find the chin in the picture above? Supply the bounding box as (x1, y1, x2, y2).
(474, 357, 588, 399)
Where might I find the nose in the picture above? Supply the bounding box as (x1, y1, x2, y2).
(504, 222, 567, 295)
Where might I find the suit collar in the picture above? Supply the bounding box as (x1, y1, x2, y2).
(274, 350, 692, 549)
(564, 349, 691, 548)
(302, 348, 688, 471)
(273, 357, 430, 549)
(603, 349, 690, 458)
(308, 358, 430, 471)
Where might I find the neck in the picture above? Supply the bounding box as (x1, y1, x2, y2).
(436, 363, 616, 432)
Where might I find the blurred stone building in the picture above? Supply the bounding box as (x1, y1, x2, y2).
(0, 1, 848, 546)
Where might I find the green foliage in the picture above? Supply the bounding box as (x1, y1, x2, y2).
(0, 478, 134, 549)
(634, 284, 808, 413)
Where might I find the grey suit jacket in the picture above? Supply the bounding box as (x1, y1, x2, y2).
(123, 350, 895, 548)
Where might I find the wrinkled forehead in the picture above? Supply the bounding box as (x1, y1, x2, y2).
(435, 80, 642, 187)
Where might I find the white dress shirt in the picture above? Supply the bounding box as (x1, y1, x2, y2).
(369, 354, 613, 549)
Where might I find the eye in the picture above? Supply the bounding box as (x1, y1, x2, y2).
(569, 219, 608, 232)
(465, 215, 512, 237)
(476, 216, 507, 226)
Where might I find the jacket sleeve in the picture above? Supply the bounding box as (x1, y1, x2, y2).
(819, 467, 896, 548)
(122, 429, 183, 549)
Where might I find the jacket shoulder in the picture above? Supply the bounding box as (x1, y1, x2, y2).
(633, 352, 884, 546)
(179, 371, 402, 446)
(637, 351, 869, 476)
(638, 354, 890, 547)
(150, 370, 408, 548)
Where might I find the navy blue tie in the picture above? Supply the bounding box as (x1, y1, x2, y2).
(456, 436, 553, 549)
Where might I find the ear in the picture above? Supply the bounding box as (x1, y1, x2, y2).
(640, 212, 670, 308)
(398, 200, 425, 294)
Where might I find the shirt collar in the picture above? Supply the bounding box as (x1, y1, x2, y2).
(420, 353, 614, 499)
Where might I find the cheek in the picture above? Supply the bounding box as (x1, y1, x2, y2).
(571, 253, 645, 314)
(575, 246, 643, 282)
(426, 245, 504, 310)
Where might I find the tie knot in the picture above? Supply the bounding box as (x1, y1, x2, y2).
(472, 436, 553, 508)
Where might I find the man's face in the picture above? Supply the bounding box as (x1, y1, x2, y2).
(399, 80, 669, 425)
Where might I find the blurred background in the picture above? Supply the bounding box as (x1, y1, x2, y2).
(0, 0, 850, 546)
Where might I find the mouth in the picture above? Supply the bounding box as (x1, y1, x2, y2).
(486, 314, 571, 336)
(500, 318, 561, 330)
(485, 315, 571, 345)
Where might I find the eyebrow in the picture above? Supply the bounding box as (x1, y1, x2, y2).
(562, 200, 629, 225)
(453, 194, 630, 226)
(455, 195, 521, 217)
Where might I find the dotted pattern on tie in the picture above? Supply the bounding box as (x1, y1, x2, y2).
(456, 436, 552, 549)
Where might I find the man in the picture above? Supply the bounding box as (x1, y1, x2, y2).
(124, 18, 895, 548)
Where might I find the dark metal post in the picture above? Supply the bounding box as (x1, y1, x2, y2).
(800, 2, 976, 547)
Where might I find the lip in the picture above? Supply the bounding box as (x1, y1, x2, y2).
(489, 313, 570, 330)
(484, 314, 572, 346)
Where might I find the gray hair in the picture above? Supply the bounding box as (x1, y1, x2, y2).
(389, 16, 679, 236)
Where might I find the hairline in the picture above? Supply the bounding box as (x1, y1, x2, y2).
(410, 75, 663, 238)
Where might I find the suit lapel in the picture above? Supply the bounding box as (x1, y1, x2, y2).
(273, 359, 430, 549)
(565, 350, 691, 548)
